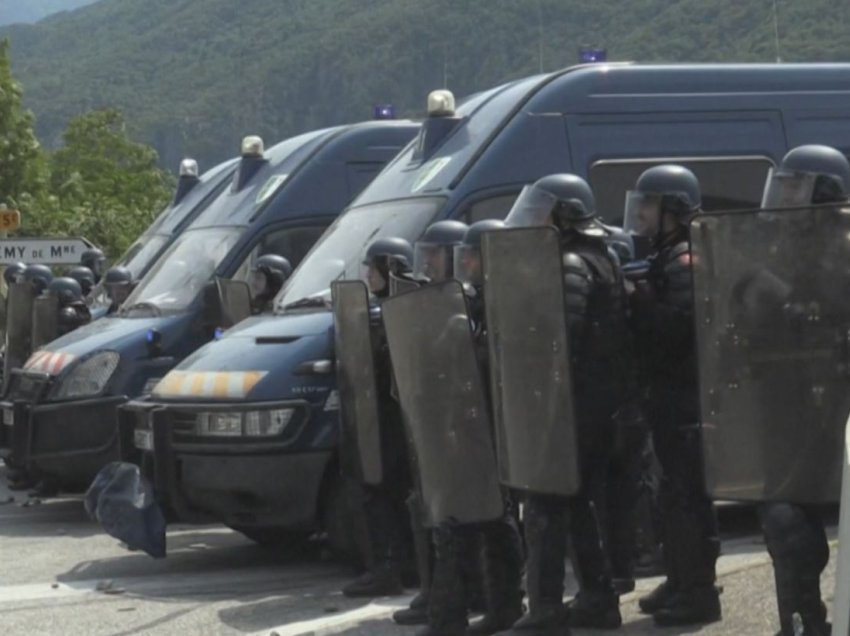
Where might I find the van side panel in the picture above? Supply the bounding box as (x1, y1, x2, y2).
(784, 110, 850, 155)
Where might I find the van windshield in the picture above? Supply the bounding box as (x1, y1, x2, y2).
(276, 197, 444, 310)
(121, 227, 243, 316)
(89, 234, 171, 311)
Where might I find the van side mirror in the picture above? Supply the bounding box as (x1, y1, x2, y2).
(215, 278, 253, 328)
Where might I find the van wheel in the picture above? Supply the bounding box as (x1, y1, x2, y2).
(320, 472, 369, 567)
(232, 525, 309, 549)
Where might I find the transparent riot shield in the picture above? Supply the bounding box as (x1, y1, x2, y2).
(389, 272, 419, 296)
(331, 280, 383, 485)
(382, 280, 504, 525)
(31, 294, 59, 350)
(481, 226, 581, 497)
(692, 205, 850, 503)
(4, 283, 35, 387)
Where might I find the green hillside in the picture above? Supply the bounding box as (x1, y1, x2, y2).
(0, 0, 97, 26)
(3, 0, 850, 170)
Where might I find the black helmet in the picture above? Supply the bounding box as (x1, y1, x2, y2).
(81, 248, 106, 279)
(625, 165, 701, 237)
(67, 266, 96, 296)
(365, 237, 415, 270)
(763, 144, 850, 207)
(104, 266, 133, 307)
(250, 254, 292, 302)
(413, 220, 468, 282)
(22, 264, 54, 294)
(454, 219, 506, 286)
(3, 261, 26, 285)
(47, 277, 83, 306)
(505, 174, 602, 236)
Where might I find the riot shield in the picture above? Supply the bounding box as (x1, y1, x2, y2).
(692, 205, 850, 503)
(4, 283, 35, 387)
(382, 280, 504, 525)
(331, 280, 383, 485)
(481, 226, 581, 497)
(31, 294, 59, 350)
(388, 271, 419, 296)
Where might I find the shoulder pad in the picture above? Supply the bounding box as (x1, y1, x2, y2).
(664, 242, 692, 274)
(562, 251, 592, 276)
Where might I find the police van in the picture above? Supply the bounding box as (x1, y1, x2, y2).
(87, 158, 239, 318)
(124, 63, 850, 550)
(0, 120, 419, 490)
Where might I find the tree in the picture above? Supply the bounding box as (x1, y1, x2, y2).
(0, 38, 47, 216)
(35, 108, 174, 258)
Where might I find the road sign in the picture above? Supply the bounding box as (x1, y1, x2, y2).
(0, 209, 20, 231)
(0, 238, 94, 265)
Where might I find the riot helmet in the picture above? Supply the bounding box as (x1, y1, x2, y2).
(762, 145, 850, 208)
(505, 174, 605, 237)
(362, 237, 414, 295)
(47, 277, 83, 306)
(3, 261, 26, 285)
(22, 264, 54, 294)
(413, 220, 468, 282)
(67, 266, 96, 297)
(104, 266, 134, 307)
(454, 219, 505, 287)
(81, 248, 106, 280)
(249, 254, 292, 303)
(624, 165, 701, 238)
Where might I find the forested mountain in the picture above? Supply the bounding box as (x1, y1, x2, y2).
(3, 0, 850, 170)
(0, 0, 97, 26)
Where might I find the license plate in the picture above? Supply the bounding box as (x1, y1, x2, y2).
(134, 429, 153, 451)
(2, 408, 13, 427)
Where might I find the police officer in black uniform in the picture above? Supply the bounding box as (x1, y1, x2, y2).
(4, 262, 26, 286)
(506, 174, 628, 634)
(453, 220, 525, 635)
(756, 144, 850, 636)
(341, 237, 415, 599)
(22, 264, 54, 295)
(625, 165, 721, 626)
(103, 266, 133, 314)
(48, 277, 91, 335)
(80, 248, 106, 284)
(248, 254, 292, 314)
(67, 266, 96, 299)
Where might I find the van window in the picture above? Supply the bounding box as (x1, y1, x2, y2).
(462, 193, 520, 224)
(589, 157, 774, 223)
(233, 224, 328, 283)
(347, 163, 386, 200)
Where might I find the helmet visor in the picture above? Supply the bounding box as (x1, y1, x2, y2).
(105, 282, 132, 306)
(504, 185, 560, 227)
(453, 244, 483, 286)
(623, 191, 663, 237)
(761, 169, 817, 209)
(413, 243, 452, 282)
(249, 270, 268, 299)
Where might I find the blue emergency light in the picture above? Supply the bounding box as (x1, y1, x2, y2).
(214, 327, 225, 340)
(373, 104, 396, 120)
(146, 328, 163, 356)
(579, 47, 607, 63)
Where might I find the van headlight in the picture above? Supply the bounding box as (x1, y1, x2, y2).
(52, 352, 120, 400)
(195, 409, 295, 438)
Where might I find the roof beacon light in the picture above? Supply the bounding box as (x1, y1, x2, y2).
(579, 47, 607, 63)
(241, 135, 265, 158)
(179, 158, 199, 178)
(374, 104, 396, 120)
(427, 90, 456, 117)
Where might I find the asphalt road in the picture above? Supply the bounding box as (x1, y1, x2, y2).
(0, 468, 839, 636)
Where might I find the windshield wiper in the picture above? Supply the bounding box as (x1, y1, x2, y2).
(120, 302, 162, 317)
(283, 296, 329, 310)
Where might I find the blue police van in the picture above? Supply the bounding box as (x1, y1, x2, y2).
(0, 119, 419, 490)
(87, 158, 239, 317)
(124, 62, 850, 549)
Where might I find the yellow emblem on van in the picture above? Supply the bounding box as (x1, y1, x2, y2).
(153, 370, 267, 399)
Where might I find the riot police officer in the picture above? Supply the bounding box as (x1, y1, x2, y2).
(248, 254, 292, 313)
(22, 264, 54, 295)
(103, 266, 133, 313)
(338, 237, 415, 599)
(81, 248, 106, 284)
(625, 165, 721, 626)
(756, 144, 850, 636)
(67, 266, 96, 299)
(3, 262, 26, 286)
(501, 174, 628, 633)
(453, 220, 525, 635)
(48, 277, 91, 335)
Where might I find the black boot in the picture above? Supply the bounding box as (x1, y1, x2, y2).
(424, 525, 469, 635)
(566, 593, 621, 630)
(652, 585, 721, 627)
(504, 497, 570, 635)
(467, 518, 525, 635)
(638, 580, 677, 614)
(342, 565, 404, 598)
(394, 492, 433, 626)
(393, 591, 429, 626)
